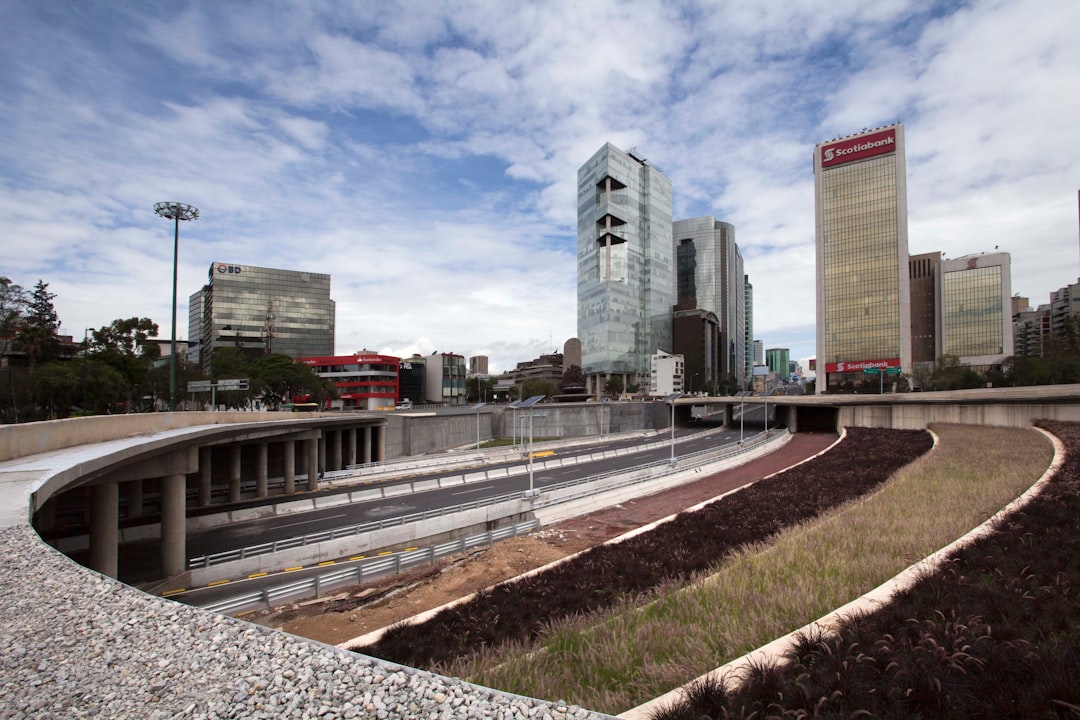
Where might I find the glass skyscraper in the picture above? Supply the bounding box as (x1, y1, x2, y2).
(191, 262, 335, 373)
(815, 123, 911, 392)
(941, 253, 1012, 367)
(577, 143, 673, 394)
(671, 217, 746, 390)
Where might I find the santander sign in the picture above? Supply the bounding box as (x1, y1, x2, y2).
(821, 128, 896, 168)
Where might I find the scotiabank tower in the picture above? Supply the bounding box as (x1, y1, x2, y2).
(814, 123, 911, 393)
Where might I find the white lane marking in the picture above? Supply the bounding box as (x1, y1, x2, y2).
(451, 485, 494, 496)
(276, 513, 347, 529)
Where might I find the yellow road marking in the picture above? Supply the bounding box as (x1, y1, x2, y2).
(284, 566, 303, 572)
(161, 589, 186, 597)
(349, 555, 366, 561)
(247, 572, 267, 579)
(208, 579, 230, 587)
(318, 561, 336, 566)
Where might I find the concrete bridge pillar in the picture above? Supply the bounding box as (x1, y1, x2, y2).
(198, 446, 212, 506)
(160, 473, 186, 578)
(283, 440, 295, 494)
(89, 481, 118, 579)
(723, 403, 734, 427)
(307, 437, 319, 491)
(318, 435, 326, 475)
(374, 424, 385, 462)
(346, 427, 357, 467)
(256, 442, 268, 498)
(362, 426, 372, 465)
(228, 445, 242, 503)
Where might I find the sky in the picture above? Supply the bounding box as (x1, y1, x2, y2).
(1, 0, 1078, 375)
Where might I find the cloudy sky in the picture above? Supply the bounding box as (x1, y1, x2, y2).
(1, 0, 1078, 373)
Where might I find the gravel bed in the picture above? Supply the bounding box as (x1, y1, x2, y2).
(0, 525, 612, 719)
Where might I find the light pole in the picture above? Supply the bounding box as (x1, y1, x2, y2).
(473, 402, 486, 451)
(664, 392, 684, 465)
(517, 395, 544, 496)
(154, 201, 199, 411)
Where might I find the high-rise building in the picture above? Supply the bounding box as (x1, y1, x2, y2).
(940, 253, 1013, 368)
(753, 339, 763, 366)
(909, 252, 942, 365)
(766, 348, 790, 379)
(672, 217, 746, 390)
(814, 123, 910, 392)
(672, 308, 721, 394)
(577, 143, 673, 396)
(743, 276, 754, 389)
(468, 356, 489, 376)
(191, 263, 335, 373)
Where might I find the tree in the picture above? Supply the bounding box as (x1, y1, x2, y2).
(33, 362, 79, 419)
(89, 317, 161, 410)
(0, 277, 27, 355)
(560, 365, 585, 394)
(19, 280, 61, 372)
(603, 375, 624, 397)
(466, 376, 495, 403)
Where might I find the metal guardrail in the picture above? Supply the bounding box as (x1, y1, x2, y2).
(196, 518, 541, 615)
(188, 430, 775, 570)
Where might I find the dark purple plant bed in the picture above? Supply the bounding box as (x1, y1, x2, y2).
(356, 428, 933, 670)
(655, 419, 1080, 720)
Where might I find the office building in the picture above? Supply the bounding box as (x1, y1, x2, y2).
(191, 263, 335, 373)
(909, 252, 942, 365)
(672, 217, 746, 391)
(577, 143, 673, 396)
(672, 308, 721, 394)
(766, 348, 790, 380)
(815, 123, 910, 392)
(650, 349, 684, 396)
(300, 353, 399, 411)
(410, 352, 466, 405)
(753, 339, 763, 366)
(468, 356, 489, 376)
(941, 253, 1013, 369)
(744, 276, 754, 388)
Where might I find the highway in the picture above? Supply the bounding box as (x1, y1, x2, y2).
(121, 408, 769, 584)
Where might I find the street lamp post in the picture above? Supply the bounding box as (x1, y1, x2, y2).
(473, 402, 486, 451)
(154, 201, 199, 412)
(664, 392, 684, 465)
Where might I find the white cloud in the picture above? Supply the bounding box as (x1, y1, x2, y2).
(1, 0, 1078, 373)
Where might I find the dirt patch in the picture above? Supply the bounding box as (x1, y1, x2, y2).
(246, 433, 838, 646)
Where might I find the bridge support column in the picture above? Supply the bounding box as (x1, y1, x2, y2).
(374, 424, 385, 462)
(283, 440, 295, 494)
(89, 481, 119, 579)
(723, 403, 734, 427)
(228, 445, 242, 503)
(318, 435, 326, 475)
(198, 446, 212, 506)
(362, 427, 372, 465)
(160, 473, 186, 578)
(127, 479, 143, 519)
(256, 442, 268, 498)
(346, 428, 357, 467)
(307, 437, 319, 491)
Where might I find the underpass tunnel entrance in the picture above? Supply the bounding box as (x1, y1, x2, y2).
(796, 405, 840, 432)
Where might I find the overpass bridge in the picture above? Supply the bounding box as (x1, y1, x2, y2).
(4, 386, 1080, 716)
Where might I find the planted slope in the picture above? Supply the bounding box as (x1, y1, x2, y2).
(657, 420, 1080, 720)
(357, 428, 932, 669)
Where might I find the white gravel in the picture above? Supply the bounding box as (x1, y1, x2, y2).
(0, 524, 612, 719)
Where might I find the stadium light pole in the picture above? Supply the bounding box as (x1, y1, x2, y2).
(154, 202, 199, 411)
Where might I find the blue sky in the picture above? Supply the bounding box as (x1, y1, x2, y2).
(1, 0, 1078, 374)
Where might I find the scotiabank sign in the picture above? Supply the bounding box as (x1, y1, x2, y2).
(826, 358, 900, 373)
(821, 128, 896, 168)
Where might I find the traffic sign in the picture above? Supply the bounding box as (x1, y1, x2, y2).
(885, 366, 903, 375)
(187, 380, 212, 392)
(862, 368, 880, 375)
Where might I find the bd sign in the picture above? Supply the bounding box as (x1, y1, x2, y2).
(821, 128, 896, 169)
(826, 358, 900, 373)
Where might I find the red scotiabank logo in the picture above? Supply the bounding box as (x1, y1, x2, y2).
(821, 128, 896, 168)
(826, 358, 900, 373)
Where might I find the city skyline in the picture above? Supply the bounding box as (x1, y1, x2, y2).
(2, 1, 1078, 374)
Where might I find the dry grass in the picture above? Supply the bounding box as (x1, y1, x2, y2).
(445, 424, 1053, 714)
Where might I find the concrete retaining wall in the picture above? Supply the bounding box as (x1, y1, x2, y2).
(842, 401, 1080, 430)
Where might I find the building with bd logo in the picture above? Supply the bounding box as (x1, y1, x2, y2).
(814, 123, 911, 393)
(188, 263, 335, 373)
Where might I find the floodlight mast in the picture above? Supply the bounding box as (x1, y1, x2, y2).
(154, 202, 199, 412)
